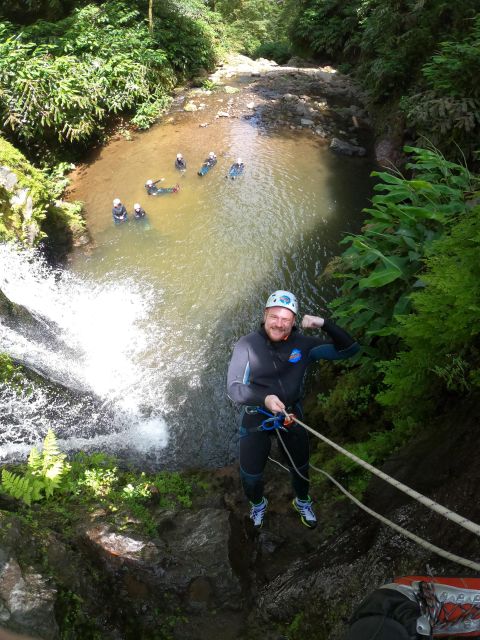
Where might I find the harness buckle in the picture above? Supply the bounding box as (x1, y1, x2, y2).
(245, 406, 259, 415)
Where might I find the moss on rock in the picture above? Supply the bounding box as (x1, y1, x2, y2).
(0, 136, 86, 255)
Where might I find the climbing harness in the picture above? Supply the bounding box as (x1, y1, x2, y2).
(265, 411, 480, 572)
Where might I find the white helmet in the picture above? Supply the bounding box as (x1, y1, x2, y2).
(237, 157, 242, 164)
(176, 153, 183, 159)
(134, 203, 141, 209)
(113, 198, 121, 206)
(146, 179, 153, 186)
(209, 151, 215, 157)
(265, 290, 298, 315)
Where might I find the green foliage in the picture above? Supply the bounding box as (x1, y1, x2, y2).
(316, 367, 374, 435)
(401, 15, 480, 162)
(0, 353, 23, 385)
(78, 467, 119, 498)
(0, 429, 70, 505)
(152, 471, 193, 508)
(310, 417, 416, 498)
(0, 135, 84, 247)
(314, 147, 478, 469)
(201, 78, 218, 91)
(291, 0, 362, 58)
(328, 146, 476, 353)
(154, 2, 218, 76)
(290, 0, 479, 162)
(214, 0, 295, 57)
(254, 41, 292, 64)
(377, 202, 480, 421)
(0, 0, 220, 151)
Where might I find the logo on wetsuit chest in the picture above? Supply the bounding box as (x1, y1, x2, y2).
(288, 348, 302, 363)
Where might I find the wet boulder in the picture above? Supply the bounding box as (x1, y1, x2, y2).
(79, 507, 241, 611)
(0, 513, 59, 640)
(330, 137, 366, 157)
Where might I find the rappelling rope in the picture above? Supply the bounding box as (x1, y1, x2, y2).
(285, 413, 480, 538)
(270, 431, 480, 572)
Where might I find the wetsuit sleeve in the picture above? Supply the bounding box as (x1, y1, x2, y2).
(308, 319, 359, 362)
(345, 587, 420, 640)
(227, 338, 268, 406)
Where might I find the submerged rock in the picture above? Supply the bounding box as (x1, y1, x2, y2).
(330, 137, 367, 157)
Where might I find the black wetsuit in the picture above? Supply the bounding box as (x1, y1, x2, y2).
(112, 204, 127, 222)
(175, 158, 186, 170)
(227, 320, 359, 502)
(133, 207, 146, 219)
(145, 180, 163, 195)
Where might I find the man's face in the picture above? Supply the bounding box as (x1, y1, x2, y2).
(264, 306, 295, 342)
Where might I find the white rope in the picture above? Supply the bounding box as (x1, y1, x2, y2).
(267, 447, 480, 572)
(288, 414, 480, 537)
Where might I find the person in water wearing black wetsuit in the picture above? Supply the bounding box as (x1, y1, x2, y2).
(145, 179, 165, 195)
(206, 151, 217, 165)
(227, 290, 359, 529)
(175, 153, 186, 170)
(132, 203, 146, 219)
(112, 198, 128, 223)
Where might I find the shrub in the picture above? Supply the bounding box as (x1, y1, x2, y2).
(401, 15, 480, 163)
(0, 0, 220, 151)
(378, 202, 480, 421)
(328, 145, 477, 354)
(0, 429, 70, 505)
(254, 41, 292, 64)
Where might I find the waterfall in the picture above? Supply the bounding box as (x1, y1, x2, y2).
(0, 243, 169, 463)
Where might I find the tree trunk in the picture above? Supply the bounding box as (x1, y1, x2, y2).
(148, 0, 153, 34)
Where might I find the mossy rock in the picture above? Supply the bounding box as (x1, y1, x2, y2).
(0, 136, 85, 256)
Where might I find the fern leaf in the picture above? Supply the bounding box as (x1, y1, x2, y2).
(42, 429, 62, 464)
(28, 446, 43, 473)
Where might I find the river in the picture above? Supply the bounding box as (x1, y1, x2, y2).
(1, 63, 375, 468)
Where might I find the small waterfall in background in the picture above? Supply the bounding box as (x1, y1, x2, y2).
(0, 243, 169, 464)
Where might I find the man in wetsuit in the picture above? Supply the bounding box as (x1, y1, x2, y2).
(112, 198, 127, 223)
(175, 153, 186, 170)
(133, 202, 146, 219)
(227, 290, 359, 529)
(145, 179, 164, 195)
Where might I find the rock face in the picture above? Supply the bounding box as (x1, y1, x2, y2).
(2, 397, 480, 640)
(0, 137, 87, 255)
(0, 513, 59, 640)
(79, 507, 241, 612)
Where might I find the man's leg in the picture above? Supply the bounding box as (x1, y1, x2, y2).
(239, 429, 271, 527)
(239, 429, 271, 503)
(276, 423, 310, 499)
(277, 425, 317, 529)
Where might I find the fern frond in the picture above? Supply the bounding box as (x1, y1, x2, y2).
(28, 446, 43, 473)
(42, 429, 63, 464)
(1, 469, 37, 505)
